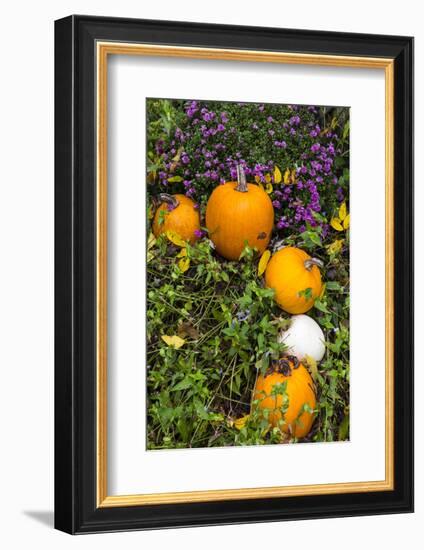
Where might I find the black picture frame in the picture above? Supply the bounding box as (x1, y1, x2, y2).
(55, 15, 414, 534)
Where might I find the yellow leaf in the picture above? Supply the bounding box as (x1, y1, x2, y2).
(264, 173, 271, 183)
(343, 213, 350, 229)
(283, 168, 291, 184)
(330, 217, 343, 231)
(319, 283, 326, 299)
(147, 251, 155, 264)
(177, 247, 187, 258)
(258, 249, 271, 276)
(161, 335, 186, 349)
(234, 414, 250, 430)
(178, 256, 190, 273)
(304, 354, 318, 381)
(291, 168, 297, 184)
(265, 182, 273, 194)
(339, 201, 347, 221)
(147, 232, 156, 250)
(166, 230, 187, 247)
(273, 165, 282, 184)
(172, 146, 183, 163)
(254, 175, 261, 184)
(147, 205, 154, 220)
(326, 239, 344, 255)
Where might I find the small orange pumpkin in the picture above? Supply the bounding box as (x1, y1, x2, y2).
(253, 357, 316, 438)
(152, 193, 200, 245)
(265, 246, 323, 314)
(205, 165, 274, 261)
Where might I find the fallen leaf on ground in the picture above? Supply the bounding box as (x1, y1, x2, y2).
(161, 335, 186, 349)
(258, 250, 271, 276)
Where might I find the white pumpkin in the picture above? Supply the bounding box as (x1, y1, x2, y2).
(278, 314, 326, 362)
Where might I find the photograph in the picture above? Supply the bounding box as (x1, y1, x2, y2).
(146, 98, 350, 450)
(50, 12, 413, 536)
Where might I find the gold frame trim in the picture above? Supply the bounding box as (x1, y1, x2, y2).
(96, 42, 395, 508)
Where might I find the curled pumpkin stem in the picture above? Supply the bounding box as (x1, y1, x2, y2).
(266, 355, 299, 378)
(304, 257, 324, 271)
(155, 193, 180, 211)
(235, 164, 248, 193)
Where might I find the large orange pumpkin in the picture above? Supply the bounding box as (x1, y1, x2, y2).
(265, 246, 323, 314)
(205, 165, 274, 261)
(253, 356, 316, 438)
(152, 193, 200, 245)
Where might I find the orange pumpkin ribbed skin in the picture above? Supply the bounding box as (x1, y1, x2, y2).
(205, 182, 274, 261)
(265, 247, 323, 314)
(253, 362, 316, 438)
(152, 194, 200, 245)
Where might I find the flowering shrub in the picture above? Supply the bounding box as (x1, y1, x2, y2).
(147, 99, 349, 238)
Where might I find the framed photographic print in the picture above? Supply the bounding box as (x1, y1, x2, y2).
(54, 15, 414, 534)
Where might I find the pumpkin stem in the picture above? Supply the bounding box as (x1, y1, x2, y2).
(235, 164, 248, 193)
(157, 193, 180, 210)
(304, 257, 324, 271)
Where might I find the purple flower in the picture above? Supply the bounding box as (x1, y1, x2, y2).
(267, 116, 274, 123)
(185, 100, 198, 118)
(268, 129, 275, 136)
(175, 128, 185, 142)
(194, 229, 203, 239)
(258, 104, 265, 111)
(221, 112, 228, 123)
(327, 143, 335, 156)
(272, 200, 282, 209)
(311, 142, 321, 153)
(181, 154, 190, 165)
(217, 123, 225, 132)
(155, 139, 164, 155)
(277, 217, 289, 229)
